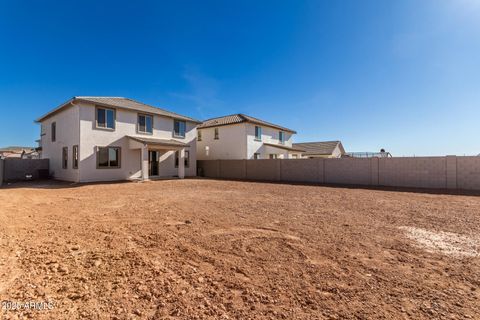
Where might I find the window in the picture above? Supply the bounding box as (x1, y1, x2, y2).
(97, 147, 121, 168)
(255, 126, 262, 140)
(62, 147, 68, 169)
(174, 119, 186, 138)
(197, 130, 202, 141)
(254, 153, 261, 160)
(279, 131, 285, 144)
(72, 145, 79, 169)
(175, 150, 190, 168)
(214, 128, 219, 140)
(96, 107, 115, 130)
(292, 154, 298, 159)
(138, 114, 153, 134)
(269, 154, 278, 159)
(51, 122, 56, 142)
(185, 150, 190, 168)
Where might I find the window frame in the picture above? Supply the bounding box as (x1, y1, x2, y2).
(197, 130, 202, 141)
(173, 119, 186, 138)
(279, 131, 285, 144)
(254, 153, 261, 160)
(184, 150, 190, 168)
(51, 122, 56, 142)
(95, 106, 116, 131)
(137, 113, 154, 135)
(72, 145, 79, 169)
(96, 146, 121, 169)
(62, 147, 68, 169)
(214, 128, 219, 140)
(254, 126, 262, 141)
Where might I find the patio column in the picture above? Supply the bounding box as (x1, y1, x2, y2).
(141, 144, 149, 181)
(178, 148, 185, 179)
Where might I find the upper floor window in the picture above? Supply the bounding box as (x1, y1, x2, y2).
(97, 147, 121, 168)
(279, 131, 285, 144)
(96, 107, 115, 130)
(174, 119, 186, 138)
(197, 130, 202, 141)
(214, 128, 219, 140)
(138, 114, 153, 134)
(51, 122, 56, 142)
(255, 126, 262, 140)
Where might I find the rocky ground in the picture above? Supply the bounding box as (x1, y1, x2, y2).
(0, 179, 479, 319)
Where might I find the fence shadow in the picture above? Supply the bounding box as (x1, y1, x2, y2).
(196, 176, 480, 197)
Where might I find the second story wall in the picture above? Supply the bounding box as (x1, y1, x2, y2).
(197, 124, 247, 160)
(40, 104, 80, 181)
(246, 123, 293, 159)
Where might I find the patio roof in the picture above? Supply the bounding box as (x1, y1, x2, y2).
(127, 136, 190, 149)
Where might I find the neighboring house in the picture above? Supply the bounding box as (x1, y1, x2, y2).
(197, 114, 303, 160)
(36, 96, 200, 183)
(291, 141, 346, 158)
(0, 146, 39, 159)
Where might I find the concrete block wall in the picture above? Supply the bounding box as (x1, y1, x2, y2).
(246, 159, 280, 181)
(3, 159, 49, 182)
(378, 157, 447, 189)
(219, 160, 247, 180)
(280, 158, 320, 183)
(324, 158, 373, 185)
(457, 157, 480, 190)
(198, 156, 480, 191)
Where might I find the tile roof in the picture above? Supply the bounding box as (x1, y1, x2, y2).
(292, 141, 345, 156)
(36, 97, 201, 123)
(198, 114, 296, 133)
(263, 143, 306, 152)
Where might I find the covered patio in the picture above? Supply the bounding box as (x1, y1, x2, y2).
(128, 136, 189, 180)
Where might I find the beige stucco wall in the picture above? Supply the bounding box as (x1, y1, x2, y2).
(197, 124, 247, 160)
(198, 156, 480, 191)
(40, 104, 80, 182)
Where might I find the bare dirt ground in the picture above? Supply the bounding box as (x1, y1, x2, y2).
(0, 179, 479, 319)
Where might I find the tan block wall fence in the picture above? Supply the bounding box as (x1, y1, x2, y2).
(198, 156, 480, 191)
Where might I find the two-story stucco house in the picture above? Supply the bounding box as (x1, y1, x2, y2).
(36, 96, 200, 183)
(196, 114, 304, 160)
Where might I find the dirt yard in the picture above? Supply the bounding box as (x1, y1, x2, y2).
(0, 179, 479, 319)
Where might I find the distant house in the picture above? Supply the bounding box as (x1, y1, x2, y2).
(197, 114, 304, 160)
(291, 141, 345, 159)
(0, 146, 39, 159)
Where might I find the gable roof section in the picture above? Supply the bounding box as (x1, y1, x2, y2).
(292, 141, 345, 156)
(198, 113, 296, 133)
(36, 96, 201, 123)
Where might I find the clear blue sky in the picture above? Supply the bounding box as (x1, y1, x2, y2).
(1, 0, 479, 156)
